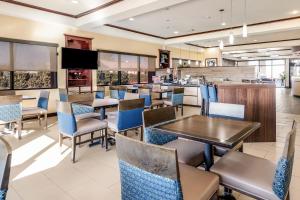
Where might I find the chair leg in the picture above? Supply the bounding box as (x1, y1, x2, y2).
(176, 106, 179, 111)
(44, 113, 48, 129)
(124, 131, 127, 136)
(140, 127, 143, 141)
(38, 114, 41, 127)
(72, 137, 76, 163)
(105, 128, 108, 151)
(181, 104, 184, 116)
(17, 120, 22, 139)
(58, 133, 63, 147)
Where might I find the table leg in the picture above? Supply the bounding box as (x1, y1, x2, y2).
(204, 143, 214, 171)
(159, 93, 163, 100)
(89, 107, 106, 147)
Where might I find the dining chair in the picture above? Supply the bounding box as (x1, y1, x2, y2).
(0, 91, 15, 96)
(109, 86, 126, 100)
(58, 88, 68, 102)
(57, 101, 108, 162)
(138, 88, 163, 109)
(68, 93, 100, 121)
(211, 121, 297, 200)
(0, 95, 22, 139)
(0, 137, 12, 200)
(209, 102, 245, 156)
(143, 106, 206, 167)
(208, 85, 218, 103)
(200, 84, 209, 115)
(116, 134, 219, 200)
(22, 90, 49, 129)
(107, 98, 144, 141)
(163, 88, 185, 116)
(95, 86, 105, 99)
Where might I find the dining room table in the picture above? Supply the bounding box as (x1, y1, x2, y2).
(152, 115, 261, 171)
(151, 89, 172, 100)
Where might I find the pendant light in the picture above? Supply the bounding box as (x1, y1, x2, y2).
(188, 46, 191, 65)
(228, 0, 234, 45)
(219, 9, 225, 50)
(195, 48, 199, 66)
(219, 40, 224, 50)
(179, 45, 182, 65)
(242, 0, 248, 37)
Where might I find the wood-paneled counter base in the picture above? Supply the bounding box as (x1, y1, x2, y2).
(217, 83, 276, 142)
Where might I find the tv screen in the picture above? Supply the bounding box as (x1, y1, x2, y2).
(62, 47, 98, 69)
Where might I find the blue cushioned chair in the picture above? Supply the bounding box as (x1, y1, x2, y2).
(116, 134, 219, 200)
(95, 87, 105, 99)
(208, 85, 218, 103)
(110, 86, 126, 100)
(58, 88, 68, 102)
(143, 107, 206, 167)
(200, 84, 209, 115)
(0, 95, 22, 139)
(57, 101, 108, 162)
(0, 137, 12, 200)
(107, 98, 144, 141)
(163, 88, 184, 116)
(22, 90, 49, 129)
(138, 88, 163, 109)
(211, 121, 297, 200)
(209, 102, 245, 156)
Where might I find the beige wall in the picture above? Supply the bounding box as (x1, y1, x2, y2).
(0, 14, 204, 113)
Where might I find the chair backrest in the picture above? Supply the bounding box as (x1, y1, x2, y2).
(200, 84, 209, 101)
(208, 85, 218, 102)
(0, 95, 22, 123)
(0, 91, 15, 96)
(116, 134, 182, 200)
(58, 88, 68, 102)
(110, 86, 127, 100)
(272, 121, 297, 200)
(56, 101, 77, 136)
(139, 88, 152, 108)
(209, 102, 245, 120)
(171, 88, 184, 106)
(124, 92, 139, 100)
(0, 137, 12, 200)
(117, 98, 145, 131)
(143, 107, 177, 145)
(95, 87, 105, 99)
(37, 90, 50, 110)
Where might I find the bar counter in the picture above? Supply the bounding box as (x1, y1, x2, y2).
(217, 82, 276, 143)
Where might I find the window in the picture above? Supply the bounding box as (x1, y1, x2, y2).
(97, 51, 156, 85)
(0, 39, 58, 90)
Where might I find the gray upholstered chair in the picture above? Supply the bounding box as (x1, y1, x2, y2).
(163, 88, 184, 116)
(0, 137, 12, 200)
(116, 133, 219, 200)
(22, 90, 49, 129)
(209, 102, 245, 156)
(57, 101, 108, 163)
(143, 106, 206, 167)
(211, 121, 297, 200)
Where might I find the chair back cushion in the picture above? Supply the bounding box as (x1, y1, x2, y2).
(209, 102, 245, 120)
(0, 137, 12, 200)
(37, 91, 50, 110)
(56, 101, 77, 135)
(171, 88, 184, 106)
(58, 89, 68, 102)
(208, 85, 218, 102)
(0, 95, 22, 123)
(116, 134, 183, 200)
(95, 91, 105, 99)
(143, 107, 178, 145)
(200, 84, 209, 101)
(272, 121, 297, 200)
(139, 89, 152, 107)
(117, 99, 144, 130)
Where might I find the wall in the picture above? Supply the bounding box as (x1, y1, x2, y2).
(0, 14, 203, 113)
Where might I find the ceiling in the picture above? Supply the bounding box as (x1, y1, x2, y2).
(111, 0, 300, 38)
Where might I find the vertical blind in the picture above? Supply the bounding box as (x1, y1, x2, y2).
(0, 42, 11, 71)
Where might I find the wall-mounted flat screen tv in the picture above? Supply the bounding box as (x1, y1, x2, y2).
(62, 47, 98, 69)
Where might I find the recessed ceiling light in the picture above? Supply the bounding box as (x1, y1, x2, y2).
(129, 18, 135, 21)
(291, 10, 299, 15)
(174, 31, 179, 34)
(221, 22, 226, 26)
(71, 0, 79, 4)
(253, 39, 258, 42)
(241, 56, 248, 59)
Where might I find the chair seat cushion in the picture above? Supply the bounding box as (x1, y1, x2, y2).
(163, 138, 205, 167)
(210, 151, 279, 200)
(179, 163, 219, 200)
(22, 107, 47, 115)
(163, 100, 173, 106)
(75, 112, 100, 121)
(75, 118, 107, 136)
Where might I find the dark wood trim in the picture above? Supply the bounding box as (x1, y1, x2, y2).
(0, 36, 59, 47)
(0, 0, 123, 18)
(98, 49, 157, 58)
(75, 0, 123, 18)
(64, 34, 94, 41)
(104, 24, 166, 39)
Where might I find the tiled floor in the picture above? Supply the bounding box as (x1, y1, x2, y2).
(2, 90, 300, 200)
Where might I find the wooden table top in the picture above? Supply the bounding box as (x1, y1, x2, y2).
(75, 98, 119, 108)
(22, 96, 36, 100)
(152, 89, 172, 93)
(153, 115, 261, 148)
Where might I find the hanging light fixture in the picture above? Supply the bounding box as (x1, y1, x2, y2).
(228, 0, 234, 44)
(188, 46, 191, 65)
(242, 0, 248, 37)
(179, 45, 182, 65)
(219, 40, 224, 50)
